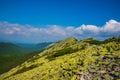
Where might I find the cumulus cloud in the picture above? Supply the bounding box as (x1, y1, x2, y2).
(0, 19, 120, 43)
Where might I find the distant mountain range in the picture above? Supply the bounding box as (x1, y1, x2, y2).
(0, 42, 30, 55)
(0, 42, 53, 55)
(0, 37, 120, 80)
(16, 42, 53, 51)
(0, 42, 53, 74)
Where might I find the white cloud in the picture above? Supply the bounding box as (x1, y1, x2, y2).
(102, 19, 120, 33)
(0, 19, 120, 43)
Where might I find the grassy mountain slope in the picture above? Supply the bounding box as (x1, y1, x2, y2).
(0, 42, 33, 74)
(0, 42, 50, 74)
(0, 37, 120, 80)
(0, 50, 44, 74)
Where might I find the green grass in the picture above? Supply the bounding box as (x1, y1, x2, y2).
(0, 37, 120, 80)
(0, 50, 43, 74)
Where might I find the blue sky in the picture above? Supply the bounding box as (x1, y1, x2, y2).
(0, 0, 120, 26)
(0, 0, 120, 43)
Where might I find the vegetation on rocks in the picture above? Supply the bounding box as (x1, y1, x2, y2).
(0, 37, 120, 80)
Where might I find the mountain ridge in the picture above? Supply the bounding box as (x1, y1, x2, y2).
(0, 37, 120, 80)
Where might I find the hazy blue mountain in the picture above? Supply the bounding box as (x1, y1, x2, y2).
(36, 42, 53, 49)
(0, 42, 31, 55)
(15, 42, 53, 51)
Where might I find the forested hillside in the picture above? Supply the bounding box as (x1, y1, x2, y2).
(0, 42, 51, 74)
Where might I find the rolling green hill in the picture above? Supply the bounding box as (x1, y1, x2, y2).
(0, 42, 31, 55)
(0, 50, 44, 74)
(0, 37, 120, 80)
(0, 42, 53, 55)
(0, 42, 52, 74)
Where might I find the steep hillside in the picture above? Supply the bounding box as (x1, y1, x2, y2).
(0, 42, 48, 74)
(0, 37, 120, 80)
(0, 50, 44, 74)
